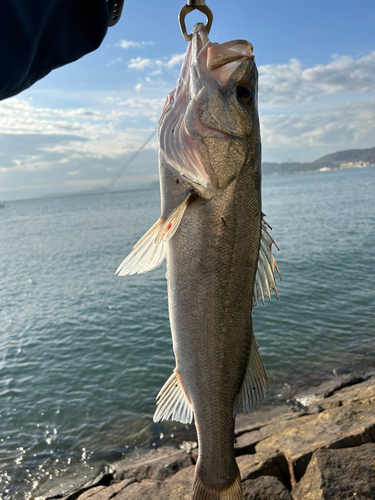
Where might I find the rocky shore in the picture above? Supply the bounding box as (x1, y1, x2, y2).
(54, 372, 375, 500)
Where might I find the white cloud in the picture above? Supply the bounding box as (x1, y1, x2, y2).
(127, 54, 185, 71)
(128, 57, 153, 70)
(259, 51, 375, 104)
(107, 57, 122, 67)
(117, 40, 155, 49)
(135, 83, 142, 91)
(261, 101, 375, 161)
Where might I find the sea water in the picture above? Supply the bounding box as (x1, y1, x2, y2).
(0, 167, 374, 499)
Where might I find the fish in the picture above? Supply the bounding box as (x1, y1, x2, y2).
(116, 23, 281, 500)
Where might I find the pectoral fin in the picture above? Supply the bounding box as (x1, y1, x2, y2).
(156, 190, 193, 242)
(116, 192, 193, 276)
(252, 218, 282, 307)
(115, 218, 166, 276)
(233, 326, 268, 415)
(153, 369, 193, 424)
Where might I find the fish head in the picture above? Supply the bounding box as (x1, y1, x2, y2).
(159, 23, 260, 195)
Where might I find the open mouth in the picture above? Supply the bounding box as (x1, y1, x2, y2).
(207, 40, 253, 71)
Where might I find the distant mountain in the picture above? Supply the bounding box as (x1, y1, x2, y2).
(262, 147, 375, 176)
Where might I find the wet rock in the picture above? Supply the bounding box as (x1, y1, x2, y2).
(242, 475, 292, 500)
(307, 402, 323, 414)
(255, 402, 375, 484)
(112, 446, 193, 482)
(237, 452, 290, 488)
(292, 443, 375, 500)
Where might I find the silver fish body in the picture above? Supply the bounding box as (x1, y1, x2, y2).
(117, 23, 280, 500)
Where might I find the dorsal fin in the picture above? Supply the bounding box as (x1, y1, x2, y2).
(252, 218, 282, 307)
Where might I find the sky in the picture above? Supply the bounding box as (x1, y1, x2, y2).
(0, 0, 374, 200)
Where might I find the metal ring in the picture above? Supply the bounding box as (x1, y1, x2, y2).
(178, 3, 213, 41)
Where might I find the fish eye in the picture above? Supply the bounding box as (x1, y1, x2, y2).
(236, 84, 254, 105)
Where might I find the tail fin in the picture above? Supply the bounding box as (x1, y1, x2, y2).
(191, 470, 242, 500)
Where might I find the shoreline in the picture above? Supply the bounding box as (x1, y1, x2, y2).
(44, 367, 375, 500)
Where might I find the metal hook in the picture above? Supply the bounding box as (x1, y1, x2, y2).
(178, 0, 213, 42)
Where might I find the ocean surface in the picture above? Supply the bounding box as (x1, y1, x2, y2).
(1, 167, 374, 499)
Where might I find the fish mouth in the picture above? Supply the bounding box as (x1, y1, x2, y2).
(192, 24, 253, 85)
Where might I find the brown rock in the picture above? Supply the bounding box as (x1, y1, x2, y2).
(242, 475, 292, 500)
(165, 464, 195, 483)
(235, 418, 303, 455)
(320, 376, 375, 410)
(114, 477, 192, 500)
(112, 446, 193, 482)
(255, 402, 375, 484)
(76, 479, 136, 500)
(237, 452, 290, 488)
(74, 486, 106, 500)
(292, 443, 375, 500)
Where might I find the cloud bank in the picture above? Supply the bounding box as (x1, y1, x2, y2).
(0, 50, 374, 199)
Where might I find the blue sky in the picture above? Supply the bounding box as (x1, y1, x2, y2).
(0, 0, 374, 200)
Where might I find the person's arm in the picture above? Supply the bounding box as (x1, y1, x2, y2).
(0, 0, 121, 101)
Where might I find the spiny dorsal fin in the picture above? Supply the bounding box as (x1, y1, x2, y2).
(153, 369, 193, 424)
(233, 327, 268, 415)
(252, 218, 282, 307)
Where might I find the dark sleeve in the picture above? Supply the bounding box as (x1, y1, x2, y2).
(0, 0, 109, 101)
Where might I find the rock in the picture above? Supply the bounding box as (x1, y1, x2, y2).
(235, 403, 294, 436)
(75, 479, 136, 500)
(307, 403, 323, 414)
(114, 474, 192, 500)
(320, 376, 375, 410)
(255, 402, 375, 484)
(237, 452, 290, 488)
(74, 486, 106, 500)
(112, 446, 193, 482)
(292, 443, 375, 500)
(166, 464, 195, 483)
(242, 475, 292, 500)
(235, 417, 304, 455)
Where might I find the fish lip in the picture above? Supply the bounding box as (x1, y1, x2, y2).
(192, 25, 253, 73)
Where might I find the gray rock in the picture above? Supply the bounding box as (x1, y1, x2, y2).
(242, 475, 292, 500)
(292, 443, 375, 500)
(112, 446, 193, 482)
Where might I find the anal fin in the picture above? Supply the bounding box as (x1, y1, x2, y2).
(153, 369, 193, 424)
(233, 327, 268, 415)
